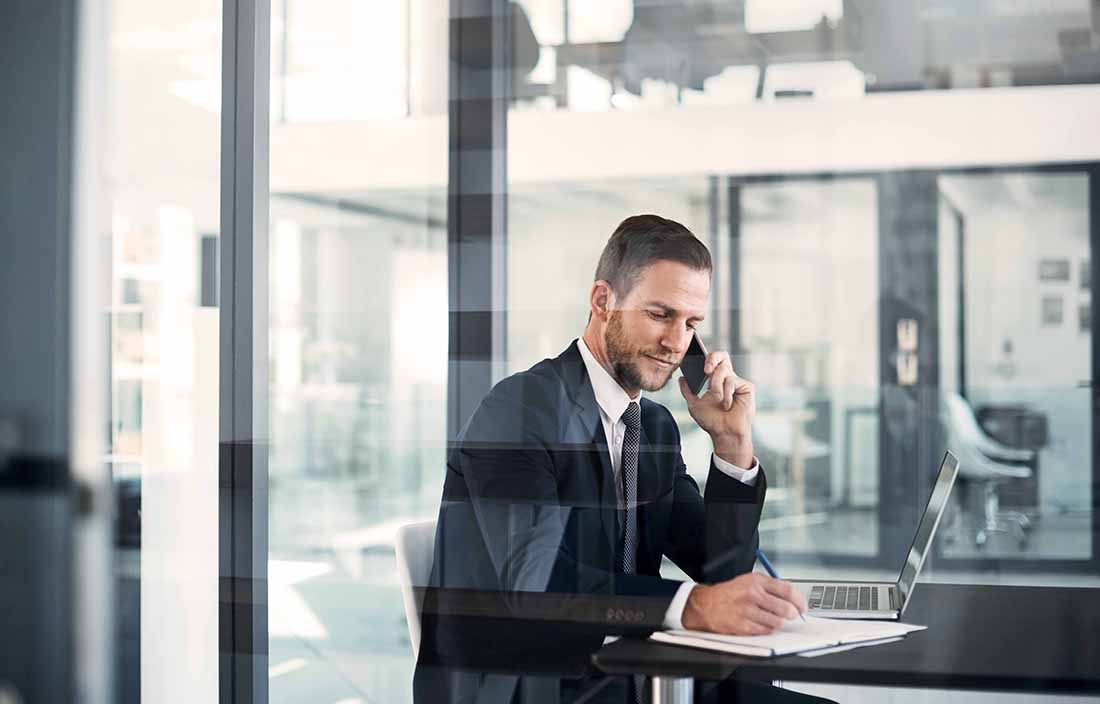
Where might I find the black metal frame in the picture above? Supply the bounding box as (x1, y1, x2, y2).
(218, 0, 270, 702)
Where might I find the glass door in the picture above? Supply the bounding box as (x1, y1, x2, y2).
(935, 168, 1094, 569)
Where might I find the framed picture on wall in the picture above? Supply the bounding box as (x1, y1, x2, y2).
(1041, 295, 1064, 326)
(1039, 259, 1071, 282)
(1081, 304, 1091, 333)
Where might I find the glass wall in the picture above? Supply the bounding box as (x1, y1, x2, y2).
(94, 0, 222, 701)
(739, 179, 879, 558)
(74, 1, 1100, 702)
(497, 2, 1100, 592)
(938, 171, 1092, 561)
(266, 3, 447, 702)
(259, 1, 1099, 701)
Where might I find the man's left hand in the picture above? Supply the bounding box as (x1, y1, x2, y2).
(678, 349, 755, 467)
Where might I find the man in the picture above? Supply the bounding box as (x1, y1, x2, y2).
(415, 215, 820, 703)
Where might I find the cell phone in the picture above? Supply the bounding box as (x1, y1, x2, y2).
(679, 333, 709, 396)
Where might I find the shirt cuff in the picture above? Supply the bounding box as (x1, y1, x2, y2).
(711, 453, 760, 486)
(662, 581, 696, 630)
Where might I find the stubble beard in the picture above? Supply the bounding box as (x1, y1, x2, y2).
(605, 311, 676, 393)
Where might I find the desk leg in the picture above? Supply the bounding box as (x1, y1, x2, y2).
(790, 418, 805, 518)
(651, 676, 693, 704)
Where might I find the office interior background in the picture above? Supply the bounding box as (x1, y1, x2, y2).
(1, 0, 1099, 702)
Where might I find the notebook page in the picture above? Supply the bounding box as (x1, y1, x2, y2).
(661, 616, 925, 656)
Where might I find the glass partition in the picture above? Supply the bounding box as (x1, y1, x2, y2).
(254, 2, 1100, 702)
(96, 0, 223, 701)
(937, 171, 1092, 562)
(266, 2, 447, 702)
(738, 178, 879, 559)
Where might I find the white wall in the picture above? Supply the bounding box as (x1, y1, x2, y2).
(272, 85, 1100, 194)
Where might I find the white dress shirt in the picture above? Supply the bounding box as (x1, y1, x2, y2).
(576, 338, 759, 630)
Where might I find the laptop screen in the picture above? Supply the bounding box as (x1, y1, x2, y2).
(896, 451, 960, 607)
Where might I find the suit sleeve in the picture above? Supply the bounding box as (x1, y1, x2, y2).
(659, 408, 767, 584)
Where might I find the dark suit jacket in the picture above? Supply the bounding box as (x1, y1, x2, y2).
(414, 341, 767, 703)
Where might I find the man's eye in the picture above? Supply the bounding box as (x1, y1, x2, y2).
(648, 311, 666, 320)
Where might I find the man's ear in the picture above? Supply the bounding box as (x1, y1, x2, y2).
(590, 280, 615, 320)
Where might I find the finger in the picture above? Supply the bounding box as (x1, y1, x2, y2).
(731, 618, 772, 636)
(722, 374, 736, 411)
(706, 364, 731, 400)
(703, 351, 730, 375)
(761, 578, 809, 615)
(755, 589, 801, 621)
(746, 605, 786, 633)
(678, 375, 697, 402)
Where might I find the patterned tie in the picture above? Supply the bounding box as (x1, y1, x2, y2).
(618, 402, 646, 704)
(619, 401, 642, 574)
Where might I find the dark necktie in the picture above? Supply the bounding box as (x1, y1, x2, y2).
(619, 401, 642, 574)
(619, 401, 645, 702)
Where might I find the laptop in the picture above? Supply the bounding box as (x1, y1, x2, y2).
(792, 451, 960, 620)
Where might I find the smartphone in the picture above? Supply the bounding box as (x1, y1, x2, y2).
(679, 333, 709, 396)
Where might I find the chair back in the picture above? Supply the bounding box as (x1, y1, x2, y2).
(394, 520, 437, 658)
(941, 392, 1031, 480)
(943, 392, 986, 448)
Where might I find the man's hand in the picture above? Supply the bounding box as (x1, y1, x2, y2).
(681, 573, 808, 635)
(678, 349, 755, 467)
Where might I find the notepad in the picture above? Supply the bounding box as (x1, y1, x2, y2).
(650, 616, 925, 658)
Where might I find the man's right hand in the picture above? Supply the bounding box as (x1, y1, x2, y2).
(680, 573, 808, 635)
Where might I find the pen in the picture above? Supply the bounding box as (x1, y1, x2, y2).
(755, 548, 806, 622)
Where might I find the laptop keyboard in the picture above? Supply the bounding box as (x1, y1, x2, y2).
(809, 585, 879, 611)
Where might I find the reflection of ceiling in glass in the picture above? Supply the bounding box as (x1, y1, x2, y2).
(519, 0, 1098, 110)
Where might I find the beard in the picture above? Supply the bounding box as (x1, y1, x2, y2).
(605, 310, 678, 392)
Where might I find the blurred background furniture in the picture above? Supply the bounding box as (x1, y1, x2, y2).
(942, 393, 1037, 548)
(754, 406, 829, 518)
(395, 520, 436, 658)
(974, 404, 1048, 511)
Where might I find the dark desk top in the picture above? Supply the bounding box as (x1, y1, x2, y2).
(594, 583, 1100, 694)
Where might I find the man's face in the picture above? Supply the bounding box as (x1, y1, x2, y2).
(604, 260, 710, 393)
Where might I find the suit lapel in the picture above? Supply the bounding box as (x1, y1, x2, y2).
(555, 342, 619, 552)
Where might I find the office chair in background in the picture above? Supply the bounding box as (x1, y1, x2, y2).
(395, 520, 437, 658)
(942, 392, 1036, 549)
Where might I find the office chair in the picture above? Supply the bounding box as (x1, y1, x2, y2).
(394, 520, 437, 658)
(942, 392, 1036, 548)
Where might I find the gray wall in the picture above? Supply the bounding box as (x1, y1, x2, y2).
(0, 0, 74, 455)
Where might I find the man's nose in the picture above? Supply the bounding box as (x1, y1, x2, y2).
(662, 325, 692, 354)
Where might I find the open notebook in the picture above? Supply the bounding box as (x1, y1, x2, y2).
(651, 616, 926, 658)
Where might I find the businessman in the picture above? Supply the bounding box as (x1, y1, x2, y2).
(415, 214, 820, 703)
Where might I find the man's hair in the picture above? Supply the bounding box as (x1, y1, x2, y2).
(594, 214, 712, 298)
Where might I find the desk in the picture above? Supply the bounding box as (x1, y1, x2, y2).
(594, 583, 1100, 702)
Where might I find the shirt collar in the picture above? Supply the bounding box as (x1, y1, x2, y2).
(576, 337, 639, 424)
